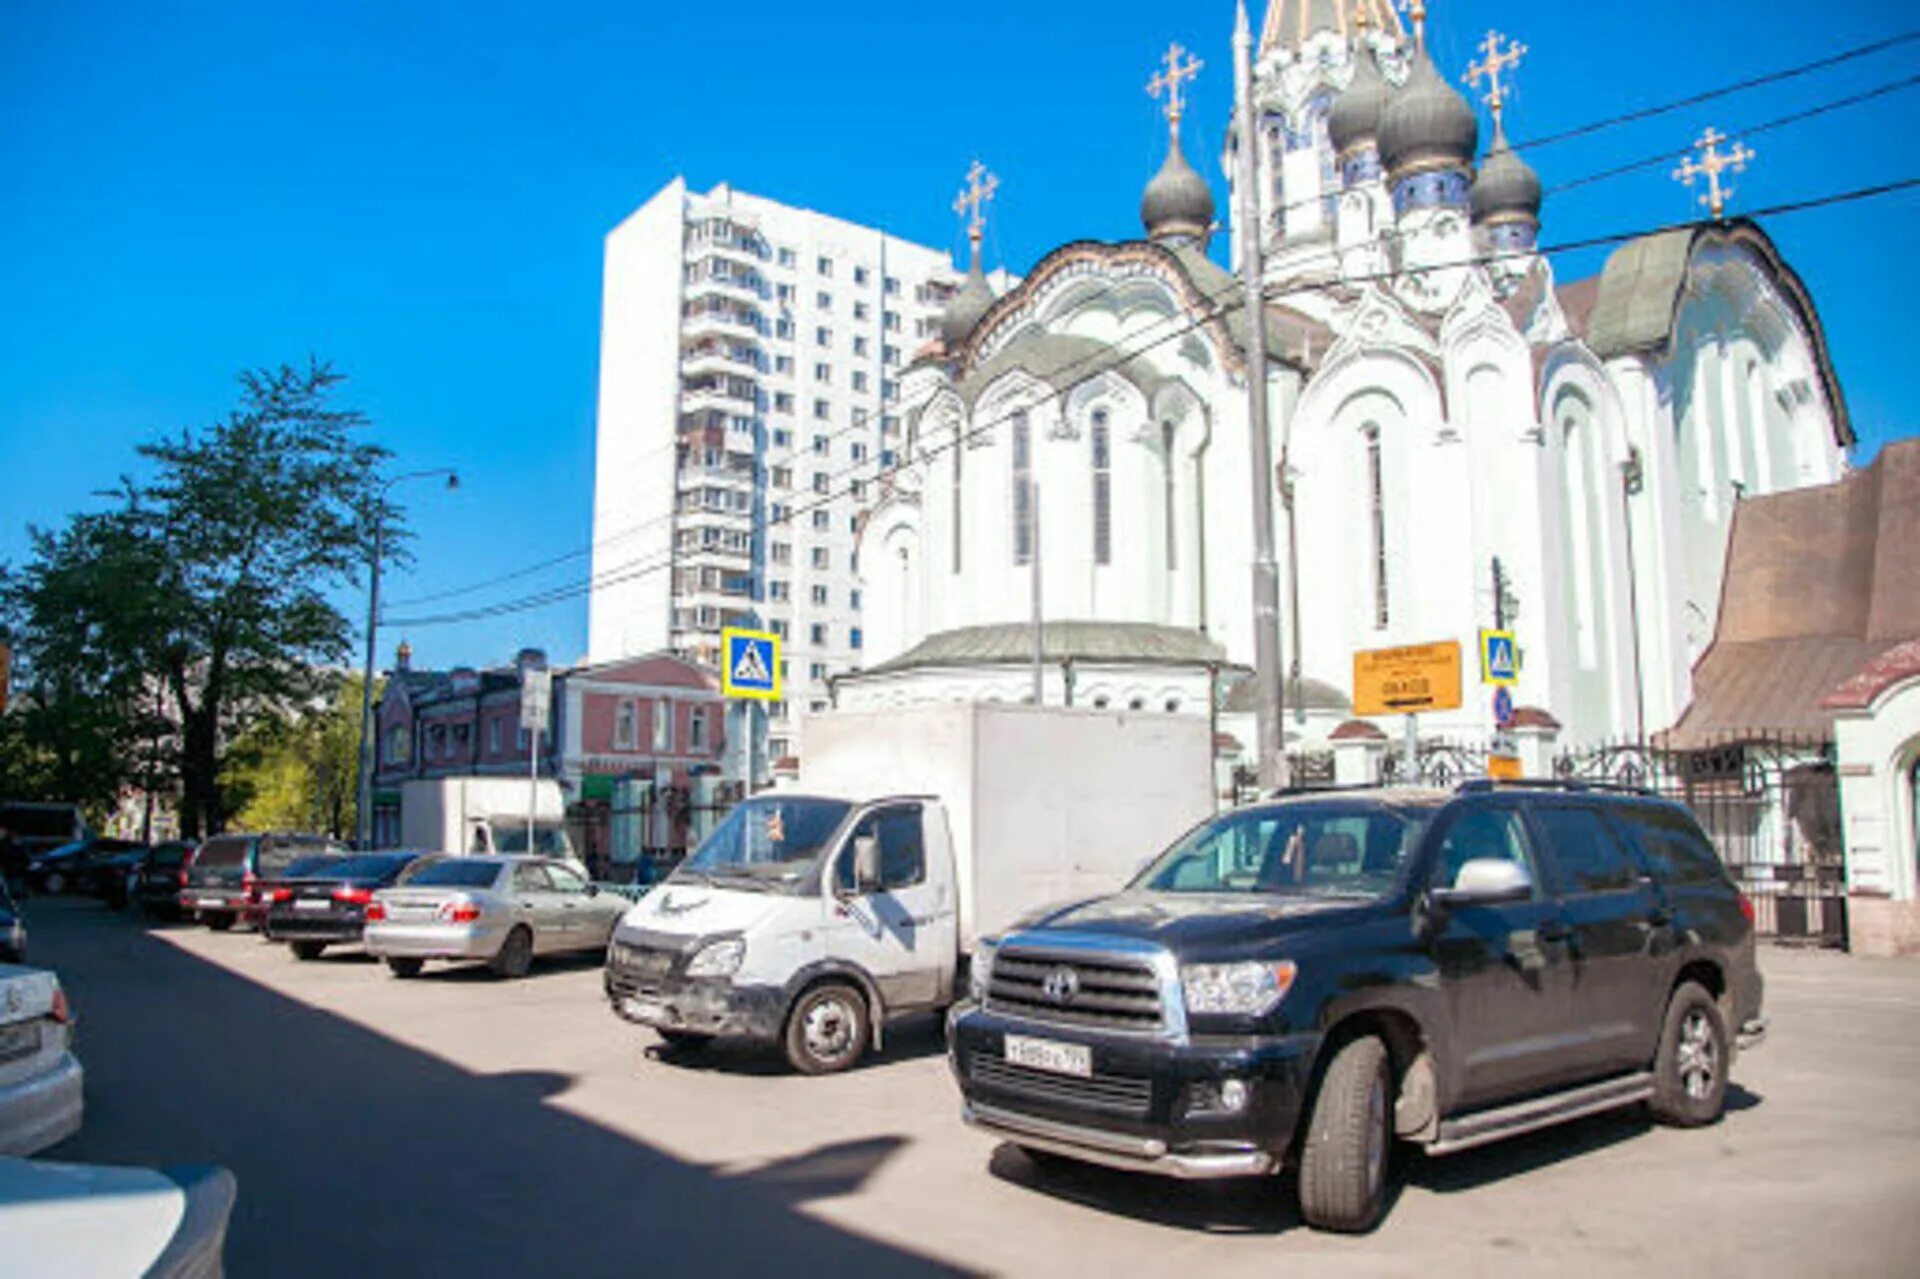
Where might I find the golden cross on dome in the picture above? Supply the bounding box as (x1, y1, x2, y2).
(1673, 127, 1754, 220)
(1464, 29, 1527, 124)
(1147, 42, 1204, 129)
(1394, 0, 1428, 51)
(952, 160, 999, 251)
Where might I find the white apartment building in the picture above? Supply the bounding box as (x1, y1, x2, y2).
(589, 178, 992, 761)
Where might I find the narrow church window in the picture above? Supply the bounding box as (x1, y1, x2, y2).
(1091, 411, 1112, 566)
(1012, 411, 1033, 566)
(1162, 422, 1178, 571)
(1365, 425, 1389, 629)
(952, 424, 963, 575)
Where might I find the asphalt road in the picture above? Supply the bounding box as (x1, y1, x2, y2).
(29, 897, 1920, 1277)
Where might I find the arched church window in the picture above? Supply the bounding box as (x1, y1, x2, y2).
(951, 422, 963, 575)
(1091, 410, 1112, 566)
(1162, 422, 1178, 571)
(1364, 424, 1389, 629)
(1012, 411, 1034, 566)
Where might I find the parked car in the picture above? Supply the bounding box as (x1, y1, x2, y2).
(264, 851, 425, 960)
(27, 837, 144, 897)
(0, 881, 25, 963)
(0, 961, 81, 1156)
(180, 832, 348, 931)
(87, 844, 158, 908)
(949, 779, 1768, 1233)
(128, 841, 198, 920)
(365, 855, 626, 980)
(0, 1155, 236, 1277)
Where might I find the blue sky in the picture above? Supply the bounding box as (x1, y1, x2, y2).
(3, 0, 1915, 671)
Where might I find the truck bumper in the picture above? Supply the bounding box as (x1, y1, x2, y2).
(604, 967, 785, 1040)
(949, 1005, 1317, 1178)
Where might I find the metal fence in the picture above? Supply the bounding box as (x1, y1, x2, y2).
(570, 779, 744, 885)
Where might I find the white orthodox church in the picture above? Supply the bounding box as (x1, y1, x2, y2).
(839, 0, 1852, 764)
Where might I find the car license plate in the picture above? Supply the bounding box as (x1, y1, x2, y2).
(0, 1021, 41, 1064)
(623, 996, 667, 1024)
(197, 897, 224, 908)
(1004, 1034, 1091, 1078)
(294, 899, 331, 911)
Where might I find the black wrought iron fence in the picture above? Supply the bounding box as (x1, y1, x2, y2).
(569, 780, 744, 886)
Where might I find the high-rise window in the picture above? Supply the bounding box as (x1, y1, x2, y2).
(1091, 410, 1112, 566)
(1011, 411, 1033, 566)
(1365, 425, 1389, 628)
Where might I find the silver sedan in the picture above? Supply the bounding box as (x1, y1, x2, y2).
(363, 856, 627, 980)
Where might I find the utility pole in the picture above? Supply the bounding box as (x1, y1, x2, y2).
(1234, 0, 1289, 789)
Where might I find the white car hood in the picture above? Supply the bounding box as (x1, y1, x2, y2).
(0, 1156, 184, 1277)
(618, 882, 795, 941)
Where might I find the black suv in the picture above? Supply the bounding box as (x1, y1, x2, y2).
(949, 781, 1767, 1233)
(181, 832, 347, 930)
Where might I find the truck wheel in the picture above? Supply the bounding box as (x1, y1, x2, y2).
(386, 957, 425, 978)
(784, 983, 868, 1075)
(1649, 981, 1729, 1127)
(290, 941, 327, 961)
(490, 926, 534, 980)
(205, 913, 234, 932)
(1298, 1035, 1394, 1233)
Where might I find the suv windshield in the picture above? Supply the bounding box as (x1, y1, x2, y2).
(1135, 801, 1428, 898)
(194, 836, 252, 868)
(679, 797, 851, 889)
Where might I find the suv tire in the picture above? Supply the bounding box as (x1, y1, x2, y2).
(290, 941, 327, 962)
(1298, 1035, 1393, 1233)
(1649, 980, 1729, 1127)
(783, 982, 869, 1075)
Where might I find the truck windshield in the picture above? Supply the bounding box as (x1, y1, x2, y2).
(679, 797, 851, 889)
(1134, 803, 1427, 898)
(491, 823, 571, 857)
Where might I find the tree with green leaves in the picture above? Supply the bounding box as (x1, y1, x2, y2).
(225, 673, 378, 839)
(2, 361, 402, 837)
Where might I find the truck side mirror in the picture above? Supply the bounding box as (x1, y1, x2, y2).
(853, 836, 882, 894)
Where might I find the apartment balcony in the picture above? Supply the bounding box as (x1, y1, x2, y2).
(682, 308, 767, 342)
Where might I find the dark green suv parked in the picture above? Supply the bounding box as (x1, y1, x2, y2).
(950, 779, 1766, 1233)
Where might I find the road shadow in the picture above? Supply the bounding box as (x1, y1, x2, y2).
(35, 900, 966, 1278)
(985, 1142, 1302, 1235)
(646, 1010, 951, 1077)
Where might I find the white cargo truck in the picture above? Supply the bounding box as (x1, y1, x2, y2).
(604, 704, 1213, 1073)
(398, 776, 576, 860)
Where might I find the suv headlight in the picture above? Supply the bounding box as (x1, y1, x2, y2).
(686, 937, 745, 978)
(968, 940, 997, 1004)
(1181, 960, 1298, 1016)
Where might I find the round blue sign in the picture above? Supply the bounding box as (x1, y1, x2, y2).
(1493, 686, 1515, 728)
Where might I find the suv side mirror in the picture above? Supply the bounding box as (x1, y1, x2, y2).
(853, 836, 882, 894)
(1433, 858, 1533, 908)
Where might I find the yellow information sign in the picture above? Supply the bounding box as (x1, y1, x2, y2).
(1352, 641, 1463, 717)
(1487, 754, 1523, 781)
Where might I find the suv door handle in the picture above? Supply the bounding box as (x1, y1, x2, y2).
(1537, 920, 1572, 943)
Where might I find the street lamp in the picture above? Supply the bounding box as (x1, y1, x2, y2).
(355, 468, 459, 849)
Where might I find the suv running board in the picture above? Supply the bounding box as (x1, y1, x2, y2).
(1427, 1072, 1654, 1156)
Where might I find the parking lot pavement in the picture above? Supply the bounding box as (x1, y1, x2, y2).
(31, 898, 1920, 1278)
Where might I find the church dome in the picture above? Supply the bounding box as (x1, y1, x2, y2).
(1377, 49, 1478, 176)
(940, 266, 997, 348)
(1327, 47, 1389, 155)
(1141, 135, 1216, 244)
(1470, 131, 1542, 223)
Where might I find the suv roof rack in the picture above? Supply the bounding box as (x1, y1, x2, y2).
(1455, 778, 1659, 798)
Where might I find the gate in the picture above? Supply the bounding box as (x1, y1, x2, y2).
(574, 778, 743, 885)
(1555, 734, 1846, 948)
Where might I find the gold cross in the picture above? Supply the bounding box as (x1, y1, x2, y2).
(952, 160, 999, 251)
(1147, 42, 1204, 128)
(1394, 0, 1428, 50)
(1673, 127, 1754, 220)
(1464, 29, 1527, 123)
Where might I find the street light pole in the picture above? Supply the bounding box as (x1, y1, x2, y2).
(1234, 1, 1290, 790)
(355, 468, 458, 850)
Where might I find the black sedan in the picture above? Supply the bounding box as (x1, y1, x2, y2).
(263, 852, 425, 960)
(128, 842, 198, 919)
(26, 838, 144, 897)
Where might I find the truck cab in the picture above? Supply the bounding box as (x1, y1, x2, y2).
(606, 793, 960, 1073)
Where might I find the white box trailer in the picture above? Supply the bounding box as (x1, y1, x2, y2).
(398, 776, 575, 859)
(797, 703, 1215, 948)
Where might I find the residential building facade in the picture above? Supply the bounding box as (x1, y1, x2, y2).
(587, 178, 1008, 760)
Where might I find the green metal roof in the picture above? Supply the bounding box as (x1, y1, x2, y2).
(847, 621, 1232, 679)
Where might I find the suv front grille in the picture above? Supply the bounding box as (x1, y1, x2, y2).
(968, 1053, 1153, 1117)
(985, 947, 1165, 1032)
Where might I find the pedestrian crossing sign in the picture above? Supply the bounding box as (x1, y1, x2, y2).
(721, 627, 781, 701)
(1480, 629, 1519, 687)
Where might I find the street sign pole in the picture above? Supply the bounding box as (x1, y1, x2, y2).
(519, 660, 552, 854)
